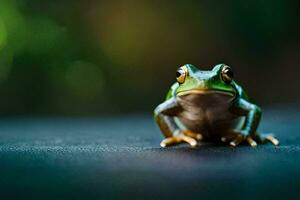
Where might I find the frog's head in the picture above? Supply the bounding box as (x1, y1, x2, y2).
(175, 64, 236, 97)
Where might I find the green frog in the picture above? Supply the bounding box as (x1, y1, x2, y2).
(154, 64, 279, 147)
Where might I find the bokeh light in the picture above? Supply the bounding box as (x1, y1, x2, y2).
(65, 61, 105, 100)
(0, 17, 7, 50)
(0, 0, 298, 115)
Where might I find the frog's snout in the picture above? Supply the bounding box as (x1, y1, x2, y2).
(195, 79, 208, 89)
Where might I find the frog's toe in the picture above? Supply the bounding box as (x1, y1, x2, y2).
(246, 137, 257, 147)
(183, 130, 203, 141)
(181, 135, 198, 147)
(266, 135, 279, 146)
(221, 137, 227, 142)
(256, 134, 279, 146)
(160, 141, 167, 148)
(229, 134, 245, 147)
(230, 136, 258, 147)
(160, 137, 179, 147)
(160, 135, 198, 148)
(221, 134, 236, 143)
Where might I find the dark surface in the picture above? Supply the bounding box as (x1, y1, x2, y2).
(0, 107, 299, 200)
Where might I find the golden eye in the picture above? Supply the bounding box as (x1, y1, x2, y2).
(176, 66, 188, 84)
(221, 65, 234, 84)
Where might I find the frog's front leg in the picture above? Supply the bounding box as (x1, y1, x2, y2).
(154, 98, 202, 147)
(228, 99, 279, 147)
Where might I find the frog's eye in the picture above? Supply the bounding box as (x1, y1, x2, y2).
(176, 66, 188, 84)
(221, 65, 234, 84)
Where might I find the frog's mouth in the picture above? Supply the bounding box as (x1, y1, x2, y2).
(177, 89, 235, 97)
(176, 89, 236, 107)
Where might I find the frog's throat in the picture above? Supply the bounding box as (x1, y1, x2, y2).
(177, 89, 235, 97)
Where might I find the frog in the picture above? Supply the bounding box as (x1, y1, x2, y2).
(154, 64, 279, 148)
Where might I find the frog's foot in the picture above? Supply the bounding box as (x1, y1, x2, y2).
(160, 133, 198, 148)
(229, 135, 258, 147)
(182, 130, 203, 140)
(222, 132, 279, 147)
(255, 133, 279, 146)
(221, 131, 257, 147)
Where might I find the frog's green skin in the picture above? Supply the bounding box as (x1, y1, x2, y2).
(154, 64, 279, 147)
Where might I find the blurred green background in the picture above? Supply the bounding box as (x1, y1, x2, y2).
(0, 0, 299, 115)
